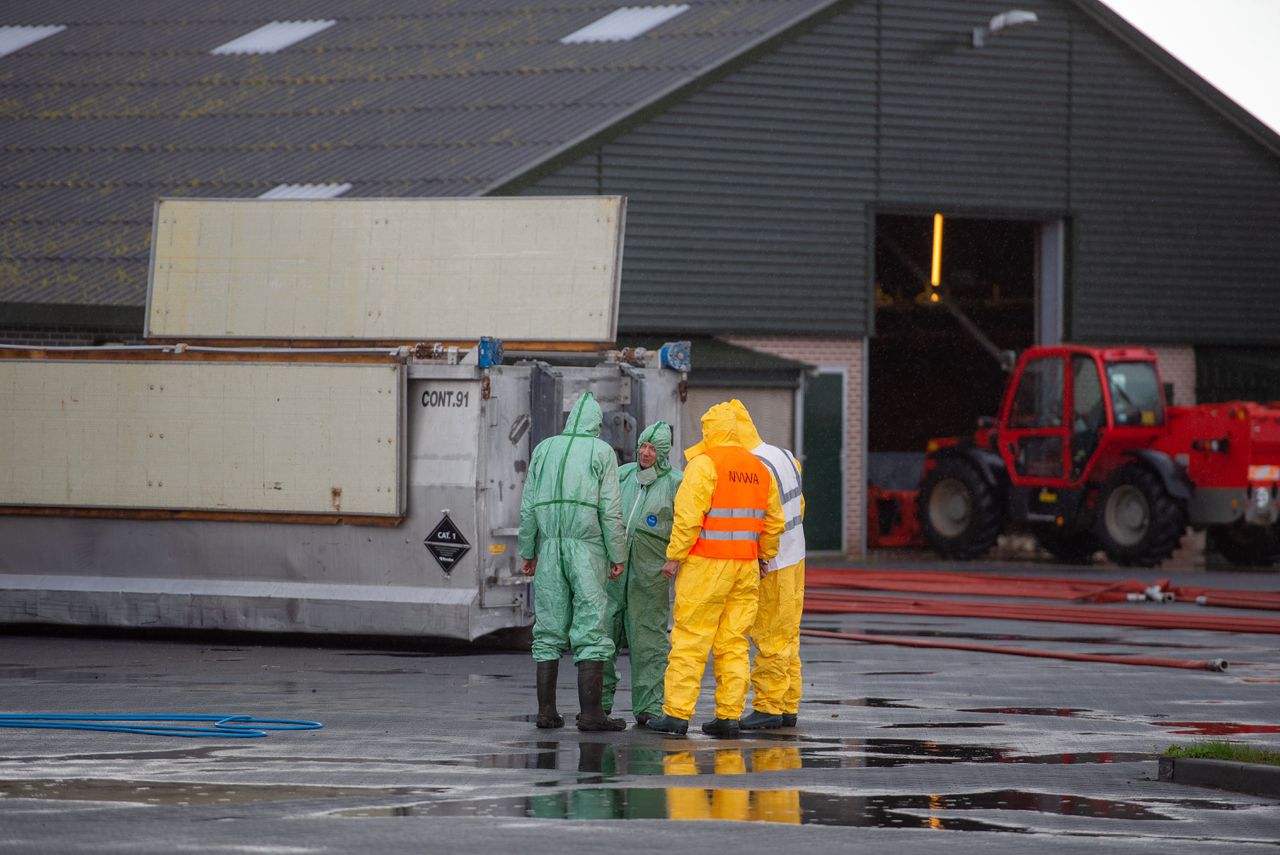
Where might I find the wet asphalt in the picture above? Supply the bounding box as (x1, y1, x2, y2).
(2, 559, 1279, 854)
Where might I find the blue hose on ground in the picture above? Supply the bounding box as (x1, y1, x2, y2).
(0, 714, 323, 738)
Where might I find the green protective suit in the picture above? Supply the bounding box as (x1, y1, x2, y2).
(519, 392, 626, 663)
(602, 421, 682, 717)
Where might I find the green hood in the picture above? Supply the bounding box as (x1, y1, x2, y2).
(636, 420, 673, 475)
(562, 392, 603, 438)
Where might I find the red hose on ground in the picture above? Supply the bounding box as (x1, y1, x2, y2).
(800, 628, 1229, 671)
(805, 567, 1147, 602)
(803, 591, 1280, 634)
(806, 567, 1280, 611)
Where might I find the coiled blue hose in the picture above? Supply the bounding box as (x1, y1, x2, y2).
(0, 714, 323, 738)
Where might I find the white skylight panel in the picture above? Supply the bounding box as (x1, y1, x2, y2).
(211, 20, 336, 55)
(561, 4, 690, 44)
(0, 24, 66, 58)
(259, 183, 352, 200)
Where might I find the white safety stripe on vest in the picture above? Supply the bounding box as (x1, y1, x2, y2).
(698, 529, 761, 541)
(705, 507, 766, 519)
(752, 442, 806, 571)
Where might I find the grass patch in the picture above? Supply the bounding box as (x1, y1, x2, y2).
(1165, 742, 1280, 766)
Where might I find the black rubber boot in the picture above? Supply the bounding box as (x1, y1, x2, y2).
(740, 710, 785, 730)
(644, 713, 689, 735)
(634, 711, 655, 728)
(781, 713, 798, 727)
(535, 660, 564, 729)
(576, 661, 625, 732)
(701, 717, 741, 739)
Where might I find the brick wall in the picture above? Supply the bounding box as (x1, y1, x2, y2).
(1146, 345, 1196, 406)
(724, 335, 865, 557)
(1081, 342, 1197, 405)
(0, 326, 144, 347)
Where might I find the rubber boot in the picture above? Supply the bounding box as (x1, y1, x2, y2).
(740, 710, 784, 730)
(781, 713, 798, 727)
(644, 713, 689, 735)
(535, 660, 564, 729)
(701, 717, 741, 739)
(576, 661, 625, 732)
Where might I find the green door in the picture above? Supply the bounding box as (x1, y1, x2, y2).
(802, 371, 845, 552)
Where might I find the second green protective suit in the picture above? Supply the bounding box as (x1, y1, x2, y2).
(519, 392, 627, 663)
(602, 421, 682, 717)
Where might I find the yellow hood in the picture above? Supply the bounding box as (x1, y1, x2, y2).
(728, 398, 763, 450)
(684, 401, 744, 461)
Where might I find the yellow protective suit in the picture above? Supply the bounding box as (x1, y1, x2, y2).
(661, 402, 784, 722)
(733, 402, 806, 718)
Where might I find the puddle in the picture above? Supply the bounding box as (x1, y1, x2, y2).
(429, 742, 841, 775)
(335, 788, 1172, 828)
(1154, 721, 1280, 736)
(452, 740, 1149, 773)
(0, 779, 445, 806)
(963, 707, 1091, 717)
(2, 746, 229, 764)
(805, 697, 922, 709)
(830, 739, 1151, 767)
(861, 671, 936, 676)
(880, 723, 1003, 729)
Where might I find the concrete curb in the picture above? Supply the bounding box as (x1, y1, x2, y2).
(1158, 756, 1280, 798)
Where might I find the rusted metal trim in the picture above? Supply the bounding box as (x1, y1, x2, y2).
(141, 338, 607, 352)
(0, 348, 402, 364)
(0, 506, 404, 527)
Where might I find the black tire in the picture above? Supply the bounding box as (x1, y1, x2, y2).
(1208, 522, 1280, 568)
(1032, 523, 1097, 565)
(918, 457, 1003, 559)
(1095, 464, 1187, 567)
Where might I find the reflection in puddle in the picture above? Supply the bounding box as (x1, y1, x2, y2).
(337, 787, 1173, 829)
(438, 740, 1150, 774)
(0, 779, 444, 806)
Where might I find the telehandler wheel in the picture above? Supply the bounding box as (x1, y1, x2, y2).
(1208, 522, 1280, 568)
(1032, 523, 1097, 565)
(918, 457, 1003, 559)
(1095, 464, 1187, 567)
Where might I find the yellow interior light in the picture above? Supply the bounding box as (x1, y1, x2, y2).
(930, 213, 943, 287)
(929, 292, 939, 303)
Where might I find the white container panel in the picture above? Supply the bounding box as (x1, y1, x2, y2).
(0, 361, 403, 516)
(148, 197, 624, 342)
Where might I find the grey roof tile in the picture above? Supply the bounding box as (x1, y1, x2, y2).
(1, 0, 834, 309)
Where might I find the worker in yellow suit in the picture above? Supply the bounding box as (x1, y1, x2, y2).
(645, 401, 784, 739)
(732, 401, 807, 730)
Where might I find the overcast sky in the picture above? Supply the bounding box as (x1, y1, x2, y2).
(1101, 0, 1280, 135)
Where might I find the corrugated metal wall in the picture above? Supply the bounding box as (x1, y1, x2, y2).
(523, 1, 877, 337)
(521, 0, 1280, 345)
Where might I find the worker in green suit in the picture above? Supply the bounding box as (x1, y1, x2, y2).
(519, 391, 627, 732)
(602, 420, 682, 726)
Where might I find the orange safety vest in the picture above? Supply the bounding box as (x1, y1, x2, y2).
(689, 445, 772, 560)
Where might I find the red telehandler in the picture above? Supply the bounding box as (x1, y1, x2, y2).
(918, 345, 1280, 567)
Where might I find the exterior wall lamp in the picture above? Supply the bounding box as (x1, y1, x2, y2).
(973, 9, 1040, 48)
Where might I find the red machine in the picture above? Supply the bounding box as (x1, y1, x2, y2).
(917, 345, 1280, 567)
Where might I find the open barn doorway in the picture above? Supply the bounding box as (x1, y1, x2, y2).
(867, 212, 1058, 530)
